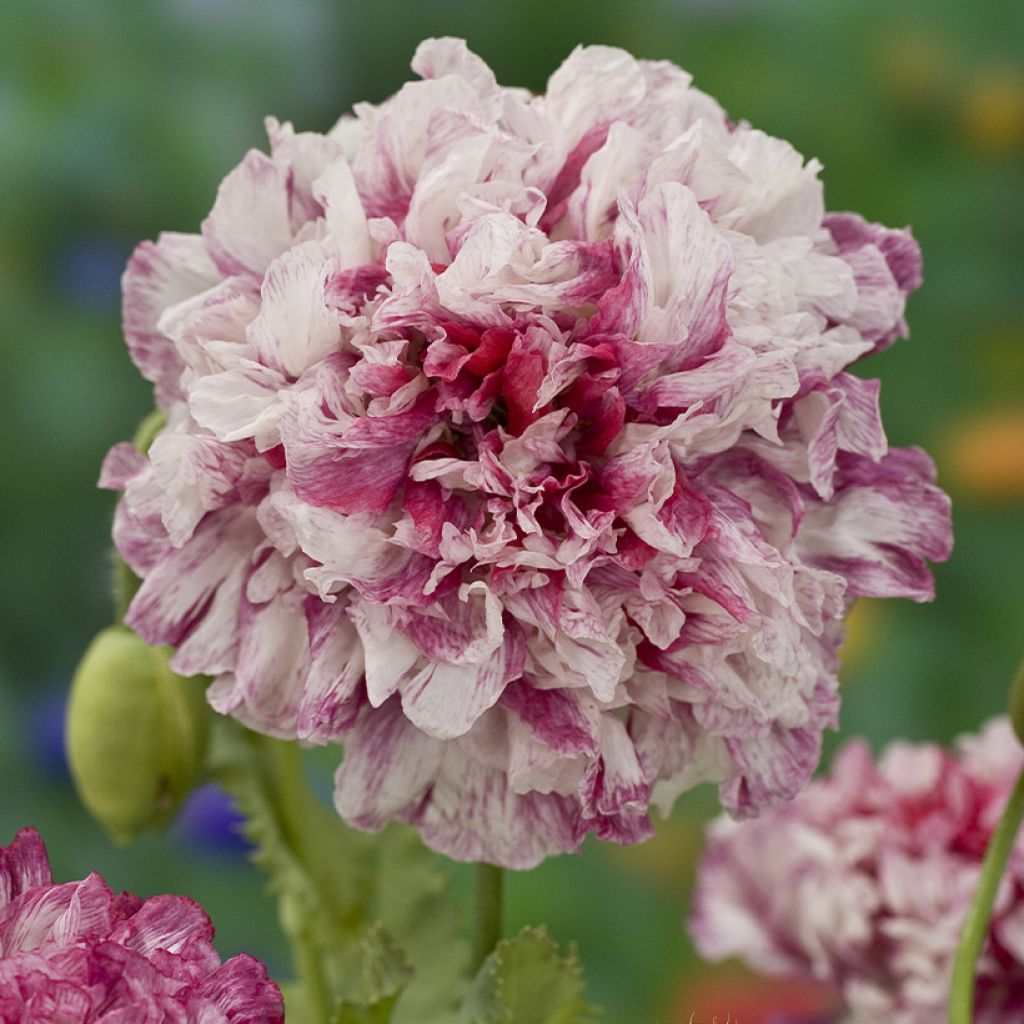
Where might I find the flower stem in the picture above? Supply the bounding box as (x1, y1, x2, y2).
(949, 761, 1024, 1023)
(472, 862, 504, 970)
(265, 740, 333, 1024)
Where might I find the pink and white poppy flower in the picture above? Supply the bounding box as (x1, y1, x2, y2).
(0, 827, 283, 1023)
(691, 718, 1024, 1023)
(103, 38, 952, 868)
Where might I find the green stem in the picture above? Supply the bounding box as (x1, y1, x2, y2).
(268, 739, 313, 849)
(280, 891, 333, 1024)
(949, 762, 1024, 1023)
(472, 862, 504, 971)
(264, 740, 333, 1024)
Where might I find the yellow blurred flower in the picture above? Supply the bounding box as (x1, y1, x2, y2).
(961, 66, 1024, 156)
(875, 28, 950, 110)
(840, 598, 883, 675)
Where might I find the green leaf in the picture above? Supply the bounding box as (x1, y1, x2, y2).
(333, 996, 399, 1024)
(332, 922, 411, 1023)
(458, 926, 599, 1024)
(376, 828, 469, 1023)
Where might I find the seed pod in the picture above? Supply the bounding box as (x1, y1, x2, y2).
(67, 625, 209, 843)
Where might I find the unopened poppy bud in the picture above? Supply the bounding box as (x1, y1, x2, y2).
(132, 409, 165, 453)
(67, 626, 209, 843)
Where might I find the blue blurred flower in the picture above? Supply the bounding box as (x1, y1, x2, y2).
(173, 782, 251, 856)
(55, 236, 127, 309)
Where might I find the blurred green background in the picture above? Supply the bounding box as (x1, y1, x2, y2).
(1, 1, 1022, 1021)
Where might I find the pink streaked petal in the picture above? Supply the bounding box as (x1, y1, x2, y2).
(825, 211, 923, 295)
(110, 494, 170, 577)
(264, 115, 343, 228)
(98, 443, 148, 491)
(201, 150, 294, 278)
(581, 197, 650, 339)
(372, 242, 445, 330)
(350, 602, 421, 707)
(296, 598, 365, 742)
(394, 478, 469, 559)
(146, 430, 250, 547)
(411, 37, 500, 99)
(314, 158, 372, 268)
(0, 829, 53, 909)
(720, 682, 839, 817)
(637, 342, 754, 414)
(831, 374, 886, 461)
(577, 716, 652, 839)
(434, 213, 542, 325)
(260, 488, 413, 599)
(352, 72, 493, 223)
(555, 590, 628, 701)
(125, 510, 261, 674)
(486, 238, 621, 312)
(247, 241, 341, 378)
(400, 618, 525, 739)
(718, 129, 825, 243)
(157, 276, 259, 379)
(567, 121, 650, 241)
(122, 233, 220, 408)
(284, 394, 437, 515)
(840, 244, 906, 346)
(109, 894, 214, 958)
(189, 362, 288, 447)
(502, 343, 548, 436)
(797, 374, 887, 500)
(209, 569, 307, 738)
(191, 954, 284, 1024)
(0, 873, 113, 956)
(634, 181, 733, 357)
(500, 678, 599, 758)
(333, 699, 445, 831)
(413, 742, 582, 869)
(798, 448, 952, 601)
(544, 45, 646, 149)
(402, 584, 504, 666)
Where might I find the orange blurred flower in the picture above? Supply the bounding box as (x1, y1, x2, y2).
(944, 407, 1024, 501)
(672, 964, 838, 1024)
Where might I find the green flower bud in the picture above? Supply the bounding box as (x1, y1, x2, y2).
(67, 626, 209, 843)
(132, 409, 166, 454)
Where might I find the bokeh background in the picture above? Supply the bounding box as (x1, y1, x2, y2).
(1, 1, 1022, 1020)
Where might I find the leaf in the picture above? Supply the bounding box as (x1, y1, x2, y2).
(333, 1000, 399, 1024)
(332, 922, 411, 1023)
(357, 922, 413, 1005)
(458, 927, 600, 1024)
(376, 828, 469, 1023)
